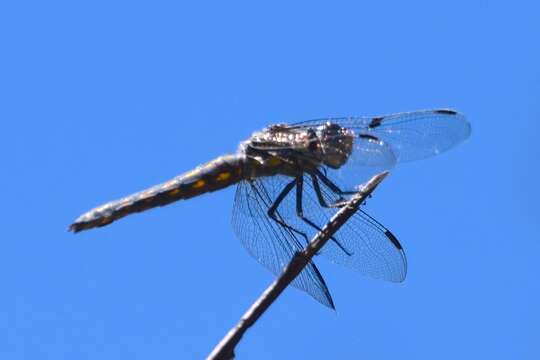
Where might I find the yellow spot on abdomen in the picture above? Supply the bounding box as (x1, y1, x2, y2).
(216, 172, 231, 181)
(169, 188, 181, 195)
(192, 180, 206, 189)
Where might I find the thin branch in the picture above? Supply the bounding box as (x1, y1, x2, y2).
(206, 171, 390, 360)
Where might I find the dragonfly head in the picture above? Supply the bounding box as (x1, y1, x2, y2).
(317, 122, 354, 169)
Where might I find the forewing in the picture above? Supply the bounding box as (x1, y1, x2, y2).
(293, 109, 470, 163)
(231, 177, 335, 308)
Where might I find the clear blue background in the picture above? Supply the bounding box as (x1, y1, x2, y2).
(2, 1, 539, 359)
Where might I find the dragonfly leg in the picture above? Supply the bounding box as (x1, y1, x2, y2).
(295, 176, 353, 256)
(310, 174, 349, 208)
(314, 169, 371, 204)
(265, 180, 309, 243)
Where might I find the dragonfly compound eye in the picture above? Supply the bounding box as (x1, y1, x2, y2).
(318, 123, 354, 169)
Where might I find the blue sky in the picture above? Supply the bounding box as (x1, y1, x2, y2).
(2, 1, 539, 359)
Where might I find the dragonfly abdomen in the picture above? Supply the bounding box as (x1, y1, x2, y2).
(69, 154, 246, 233)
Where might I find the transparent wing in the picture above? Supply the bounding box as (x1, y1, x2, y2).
(231, 177, 335, 308)
(266, 173, 407, 283)
(330, 133, 397, 191)
(293, 109, 471, 162)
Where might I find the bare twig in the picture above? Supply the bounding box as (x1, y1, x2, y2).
(207, 171, 390, 360)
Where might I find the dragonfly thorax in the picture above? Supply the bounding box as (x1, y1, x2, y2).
(241, 122, 355, 177)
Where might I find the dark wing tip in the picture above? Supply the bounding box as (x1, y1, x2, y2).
(384, 229, 408, 282)
(434, 108, 471, 141)
(434, 109, 459, 115)
(384, 229, 403, 250)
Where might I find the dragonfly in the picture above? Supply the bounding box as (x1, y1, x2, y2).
(70, 109, 470, 308)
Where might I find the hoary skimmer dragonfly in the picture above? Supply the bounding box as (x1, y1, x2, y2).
(70, 109, 470, 308)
